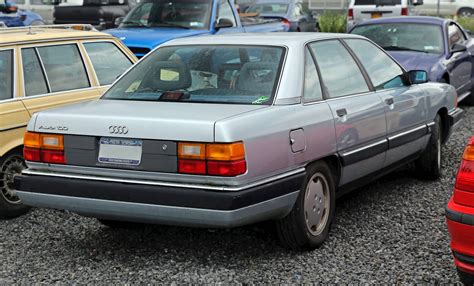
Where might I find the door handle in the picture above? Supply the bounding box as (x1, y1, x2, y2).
(336, 108, 347, 117)
(385, 97, 394, 105)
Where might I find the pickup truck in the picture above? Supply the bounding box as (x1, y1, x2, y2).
(105, 0, 289, 57)
(53, 0, 137, 30)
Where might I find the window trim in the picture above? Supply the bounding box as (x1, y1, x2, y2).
(0, 48, 16, 102)
(306, 39, 372, 100)
(81, 40, 134, 87)
(341, 37, 410, 92)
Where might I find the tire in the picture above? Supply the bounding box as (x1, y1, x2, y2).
(415, 114, 442, 180)
(458, 269, 474, 286)
(0, 151, 30, 219)
(275, 161, 335, 251)
(98, 219, 144, 229)
(458, 8, 473, 18)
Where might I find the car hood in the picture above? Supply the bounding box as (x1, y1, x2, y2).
(105, 27, 210, 50)
(388, 51, 444, 73)
(31, 100, 267, 142)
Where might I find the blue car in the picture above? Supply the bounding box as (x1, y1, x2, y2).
(350, 16, 474, 105)
(245, 0, 318, 32)
(0, 1, 44, 27)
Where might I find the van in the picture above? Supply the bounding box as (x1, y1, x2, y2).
(347, 0, 424, 30)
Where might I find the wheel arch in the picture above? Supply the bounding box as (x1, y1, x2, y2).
(306, 155, 342, 188)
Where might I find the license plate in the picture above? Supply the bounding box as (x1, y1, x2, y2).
(98, 137, 142, 166)
(371, 12, 382, 18)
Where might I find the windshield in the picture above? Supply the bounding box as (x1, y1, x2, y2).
(120, 0, 212, 29)
(351, 23, 445, 54)
(103, 45, 285, 105)
(246, 4, 289, 14)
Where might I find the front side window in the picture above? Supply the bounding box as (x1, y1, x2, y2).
(120, 0, 213, 29)
(310, 40, 369, 98)
(84, 42, 133, 85)
(345, 39, 405, 90)
(351, 23, 444, 54)
(0, 50, 13, 100)
(22, 48, 49, 96)
(217, 0, 236, 26)
(103, 45, 285, 105)
(303, 48, 323, 102)
(37, 44, 90, 93)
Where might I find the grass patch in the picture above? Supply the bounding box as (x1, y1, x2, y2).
(318, 12, 347, 33)
(457, 17, 474, 32)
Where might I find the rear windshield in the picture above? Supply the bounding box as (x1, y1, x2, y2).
(102, 45, 285, 105)
(246, 4, 289, 14)
(354, 0, 401, 5)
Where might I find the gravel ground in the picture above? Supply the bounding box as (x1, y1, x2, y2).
(1, 106, 473, 284)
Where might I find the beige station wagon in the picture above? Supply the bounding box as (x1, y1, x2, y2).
(0, 25, 137, 219)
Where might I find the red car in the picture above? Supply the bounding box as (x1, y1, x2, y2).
(447, 136, 474, 285)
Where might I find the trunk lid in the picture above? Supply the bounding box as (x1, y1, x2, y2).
(33, 99, 267, 142)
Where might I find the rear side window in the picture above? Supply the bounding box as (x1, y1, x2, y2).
(103, 45, 285, 105)
(0, 50, 13, 100)
(310, 40, 369, 98)
(22, 48, 49, 97)
(84, 42, 133, 85)
(37, 44, 90, 93)
(345, 39, 405, 90)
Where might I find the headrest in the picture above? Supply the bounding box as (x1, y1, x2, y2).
(140, 61, 192, 91)
(236, 62, 277, 93)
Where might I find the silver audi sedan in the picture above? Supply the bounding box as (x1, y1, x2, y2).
(15, 33, 462, 250)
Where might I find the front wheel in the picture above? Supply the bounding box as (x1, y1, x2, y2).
(415, 114, 442, 180)
(275, 161, 335, 251)
(0, 152, 30, 219)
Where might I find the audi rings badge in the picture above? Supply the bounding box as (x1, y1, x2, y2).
(109, 126, 129, 135)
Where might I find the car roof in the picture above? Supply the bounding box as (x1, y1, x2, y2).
(0, 25, 114, 47)
(164, 32, 365, 47)
(353, 16, 447, 27)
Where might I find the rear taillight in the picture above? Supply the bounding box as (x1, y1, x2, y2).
(401, 8, 408, 16)
(348, 8, 354, 20)
(177, 142, 246, 176)
(454, 137, 474, 207)
(23, 132, 66, 164)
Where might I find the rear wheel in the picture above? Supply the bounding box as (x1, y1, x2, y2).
(458, 269, 474, 285)
(415, 114, 442, 180)
(275, 161, 335, 251)
(458, 8, 474, 18)
(0, 151, 30, 219)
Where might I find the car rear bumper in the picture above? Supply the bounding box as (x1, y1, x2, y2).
(446, 197, 474, 275)
(15, 171, 304, 228)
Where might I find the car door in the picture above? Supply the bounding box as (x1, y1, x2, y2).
(19, 41, 101, 117)
(0, 47, 31, 158)
(309, 40, 387, 186)
(344, 38, 429, 168)
(446, 22, 473, 99)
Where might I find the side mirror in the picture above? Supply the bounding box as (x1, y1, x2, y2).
(409, 70, 428, 84)
(215, 18, 234, 30)
(412, 0, 423, 6)
(451, 43, 467, 54)
(114, 16, 124, 27)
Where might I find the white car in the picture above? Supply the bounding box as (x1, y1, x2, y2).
(347, 0, 424, 30)
(414, 0, 474, 17)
